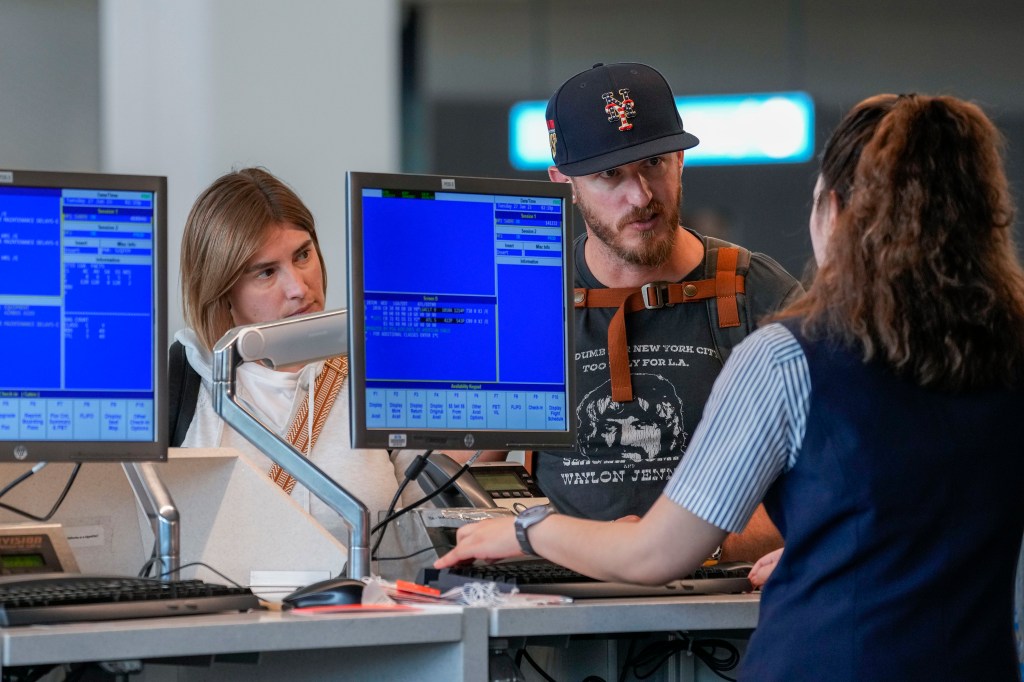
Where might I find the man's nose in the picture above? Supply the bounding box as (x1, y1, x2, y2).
(623, 172, 654, 206)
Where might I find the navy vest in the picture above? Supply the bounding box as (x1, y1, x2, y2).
(741, 319, 1024, 681)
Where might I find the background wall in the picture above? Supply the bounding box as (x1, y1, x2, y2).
(100, 0, 400, 337)
(2, 0, 1023, 334)
(0, 1, 100, 172)
(1, 0, 399, 337)
(405, 0, 1024, 278)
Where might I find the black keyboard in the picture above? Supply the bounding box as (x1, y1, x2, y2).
(0, 573, 262, 626)
(420, 559, 753, 599)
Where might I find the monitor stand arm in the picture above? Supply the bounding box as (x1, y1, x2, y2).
(211, 320, 371, 580)
(123, 462, 180, 580)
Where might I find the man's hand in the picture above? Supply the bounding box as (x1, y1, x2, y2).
(433, 517, 522, 569)
(720, 504, 783, 562)
(748, 548, 783, 588)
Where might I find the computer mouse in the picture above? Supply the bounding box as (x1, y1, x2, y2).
(281, 577, 365, 609)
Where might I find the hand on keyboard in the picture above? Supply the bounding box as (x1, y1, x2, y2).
(419, 559, 753, 599)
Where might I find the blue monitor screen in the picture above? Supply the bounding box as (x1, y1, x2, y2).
(0, 170, 167, 461)
(346, 172, 576, 451)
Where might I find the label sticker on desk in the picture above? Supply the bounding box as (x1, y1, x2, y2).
(64, 524, 106, 548)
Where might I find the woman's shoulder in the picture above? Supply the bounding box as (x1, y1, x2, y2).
(738, 322, 804, 361)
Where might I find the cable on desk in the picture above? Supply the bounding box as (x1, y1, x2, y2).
(371, 450, 432, 560)
(617, 638, 638, 682)
(370, 451, 482, 543)
(0, 663, 61, 682)
(139, 528, 181, 579)
(515, 647, 558, 682)
(63, 662, 135, 682)
(0, 462, 47, 498)
(374, 542, 454, 563)
(155, 561, 250, 589)
(0, 462, 81, 522)
(621, 632, 740, 681)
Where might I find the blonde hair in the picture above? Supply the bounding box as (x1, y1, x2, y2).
(180, 168, 326, 350)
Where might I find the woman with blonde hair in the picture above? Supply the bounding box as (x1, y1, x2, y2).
(172, 167, 398, 541)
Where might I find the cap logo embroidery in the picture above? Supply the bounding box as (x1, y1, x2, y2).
(547, 118, 558, 160)
(603, 89, 636, 131)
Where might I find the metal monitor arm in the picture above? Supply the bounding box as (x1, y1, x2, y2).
(210, 309, 370, 579)
(123, 461, 180, 580)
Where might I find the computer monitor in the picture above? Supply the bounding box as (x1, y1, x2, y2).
(0, 169, 167, 462)
(346, 171, 576, 451)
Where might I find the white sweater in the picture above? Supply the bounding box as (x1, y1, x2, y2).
(174, 329, 399, 543)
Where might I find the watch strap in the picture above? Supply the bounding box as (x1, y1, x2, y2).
(514, 504, 554, 556)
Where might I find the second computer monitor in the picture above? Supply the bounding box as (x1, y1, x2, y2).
(346, 171, 575, 451)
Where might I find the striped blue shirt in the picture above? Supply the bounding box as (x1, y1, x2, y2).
(664, 322, 810, 533)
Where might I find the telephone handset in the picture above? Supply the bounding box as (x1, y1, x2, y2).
(418, 453, 498, 509)
(417, 454, 548, 510)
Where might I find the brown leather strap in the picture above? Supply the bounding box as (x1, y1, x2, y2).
(714, 246, 741, 328)
(576, 247, 745, 402)
(574, 277, 744, 309)
(268, 355, 349, 494)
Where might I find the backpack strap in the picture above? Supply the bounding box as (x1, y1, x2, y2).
(574, 239, 750, 402)
(702, 236, 753, 366)
(168, 340, 202, 447)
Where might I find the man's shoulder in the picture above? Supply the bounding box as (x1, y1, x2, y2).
(694, 231, 804, 317)
(744, 251, 804, 317)
(699, 233, 800, 287)
(747, 249, 801, 288)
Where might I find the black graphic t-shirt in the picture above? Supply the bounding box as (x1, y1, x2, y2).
(535, 230, 801, 520)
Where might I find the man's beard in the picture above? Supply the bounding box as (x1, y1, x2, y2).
(578, 192, 681, 267)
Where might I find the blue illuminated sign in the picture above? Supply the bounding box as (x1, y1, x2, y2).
(509, 91, 815, 170)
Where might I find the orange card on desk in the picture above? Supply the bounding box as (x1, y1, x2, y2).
(396, 579, 441, 597)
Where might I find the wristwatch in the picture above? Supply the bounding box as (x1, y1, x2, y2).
(514, 504, 556, 556)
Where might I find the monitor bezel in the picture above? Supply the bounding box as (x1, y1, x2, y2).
(346, 170, 576, 452)
(0, 169, 168, 462)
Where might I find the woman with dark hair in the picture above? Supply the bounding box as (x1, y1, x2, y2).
(437, 94, 1024, 680)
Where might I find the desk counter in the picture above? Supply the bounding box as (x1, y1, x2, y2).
(490, 592, 760, 638)
(1, 606, 486, 681)
(0, 594, 759, 681)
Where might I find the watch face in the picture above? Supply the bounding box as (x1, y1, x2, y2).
(520, 504, 550, 522)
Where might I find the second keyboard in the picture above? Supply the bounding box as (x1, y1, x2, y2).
(0, 573, 262, 626)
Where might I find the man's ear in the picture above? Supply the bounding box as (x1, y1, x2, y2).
(548, 166, 575, 202)
(548, 165, 570, 183)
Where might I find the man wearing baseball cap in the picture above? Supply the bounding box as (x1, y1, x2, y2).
(534, 63, 802, 561)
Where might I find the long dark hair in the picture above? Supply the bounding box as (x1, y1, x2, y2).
(783, 94, 1024, 391)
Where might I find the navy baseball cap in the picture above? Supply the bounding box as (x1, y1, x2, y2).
(546, 63, 700, 177)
